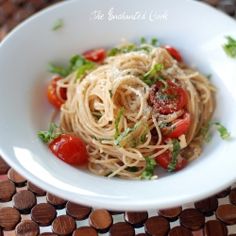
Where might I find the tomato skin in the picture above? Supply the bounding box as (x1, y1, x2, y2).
(83, 48, 106, 63)
(164, 45, 183, 62)
(49, 134, 89, 165)
(162, 112, 191, 138)
(149, 80, 188, 114)
(155, 150, 187, 171)
(47, 77, 67, 109)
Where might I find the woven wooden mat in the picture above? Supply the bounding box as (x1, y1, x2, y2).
(1, 0, 236, 235)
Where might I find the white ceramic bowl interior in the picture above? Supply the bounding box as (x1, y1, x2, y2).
(0, 0, 236, 210)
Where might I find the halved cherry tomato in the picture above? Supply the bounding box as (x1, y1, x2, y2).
(164, 45, 183, 62)
(83, 48, 106, 63)
(155, 150, 187, 171)
(162, 112, 191, 138)
(49, 134, 88, 165)
(47, 76, 67, 109)
(149, 80, 188, 114)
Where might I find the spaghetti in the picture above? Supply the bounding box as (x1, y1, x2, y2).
(52, 42, 216, 179)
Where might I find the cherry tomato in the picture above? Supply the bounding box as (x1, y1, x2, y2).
(164, 45, 183, 62)
(149, 80, 188, 114)
(83, 48, 106, 63)
(47, 77, 67, 109)
(155, 150, 187, 171)
(49, 134, 88, 165)
(162, 112, 191, 138)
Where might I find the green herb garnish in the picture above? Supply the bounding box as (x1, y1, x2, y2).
(141, 157, 156, 180)
(38, 123, 61, 143)
(140, 133, 147, 143)
(107, 44, 137, 57)
(48, 64, 68, 77)
(107, 48, 120, 57)
(168, 139, 181, 172)
(140, 37, 147, 44)
(108, 37, 159, 57)
(142, 63, 164, 86)
(206, 74, 212, 80)
(213, 122, 230, 140)
(200, 123, 212, 142)
(201, 122, 230, 141)
(114, 107, 125, 139)
(126, 166, 139, 172)
(114, 121, 148, 147)
(52, 19, 64, 31)
(157, 93, 177, 101)
(114, 127, 134, 146)
(75, 62, 95, 80)
(49, 55, 95, 78)
(223, 36, 236, 58)
(151, 37, 158, 46)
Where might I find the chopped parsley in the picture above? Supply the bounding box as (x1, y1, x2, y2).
(157, 93, 177, 101)
(151, 37, 158, 46)
(141, 157, 156, 180)
(107, 44, 136, 56)
(223, 36, 236, 58)
(76, 62, 95, 80)
(114, 121, 149, 147)
(142, 63, 164, 86)
(52, 19, 64, 31)
(107, 48, 120, 57)
(140, 37, 158, 46)
(108, 37, 159, 57)
(200, 123, 212, 142)
(213, 122, 230, 140)
(114, 121, 147, 147)
(38, 123, 61, 143)
(206, 74, 212, 80)
(126, 166, 139, 172)
(49, 55, 95, 79)
(201, 121, 230, 142)
(159, 122, 169, 129)
(140, 133, 147, 143)
(114, 107, 125, 139)
(168, 139, 181, 172)
(114, 126, 134, 146)
(140, 37, 147, 44)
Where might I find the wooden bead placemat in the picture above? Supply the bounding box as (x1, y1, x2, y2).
(0, 155, 236, 235)
(1, 0, 236, 235)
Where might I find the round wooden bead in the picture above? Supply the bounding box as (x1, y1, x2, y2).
(0, 207, 21, 230)
(0, 179, 16, 202)
(179, 208, 205, 231)
(66, 202, 91, 220)
(13, 190, 36, 214)
(52, 215, 76, 236)
(7, 168, 26, 187)
(15, 220, 39, 236)
(31, 203, 57, 226)
(109, 222, 135, 236)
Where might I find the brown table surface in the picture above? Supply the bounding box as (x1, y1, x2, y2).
(1, 0, 236, 235)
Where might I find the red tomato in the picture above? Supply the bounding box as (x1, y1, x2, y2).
(149, 80, 188, 114)
(162, 112, 191, 138)
(47, 77, 67, 109)
(49, 134, 88, 165)
(155, 150, 187, 171)
(164, 45, 183, 62)
(83, 48, 106, 63)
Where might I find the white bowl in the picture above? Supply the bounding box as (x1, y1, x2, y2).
(0, 0, 236, 211)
